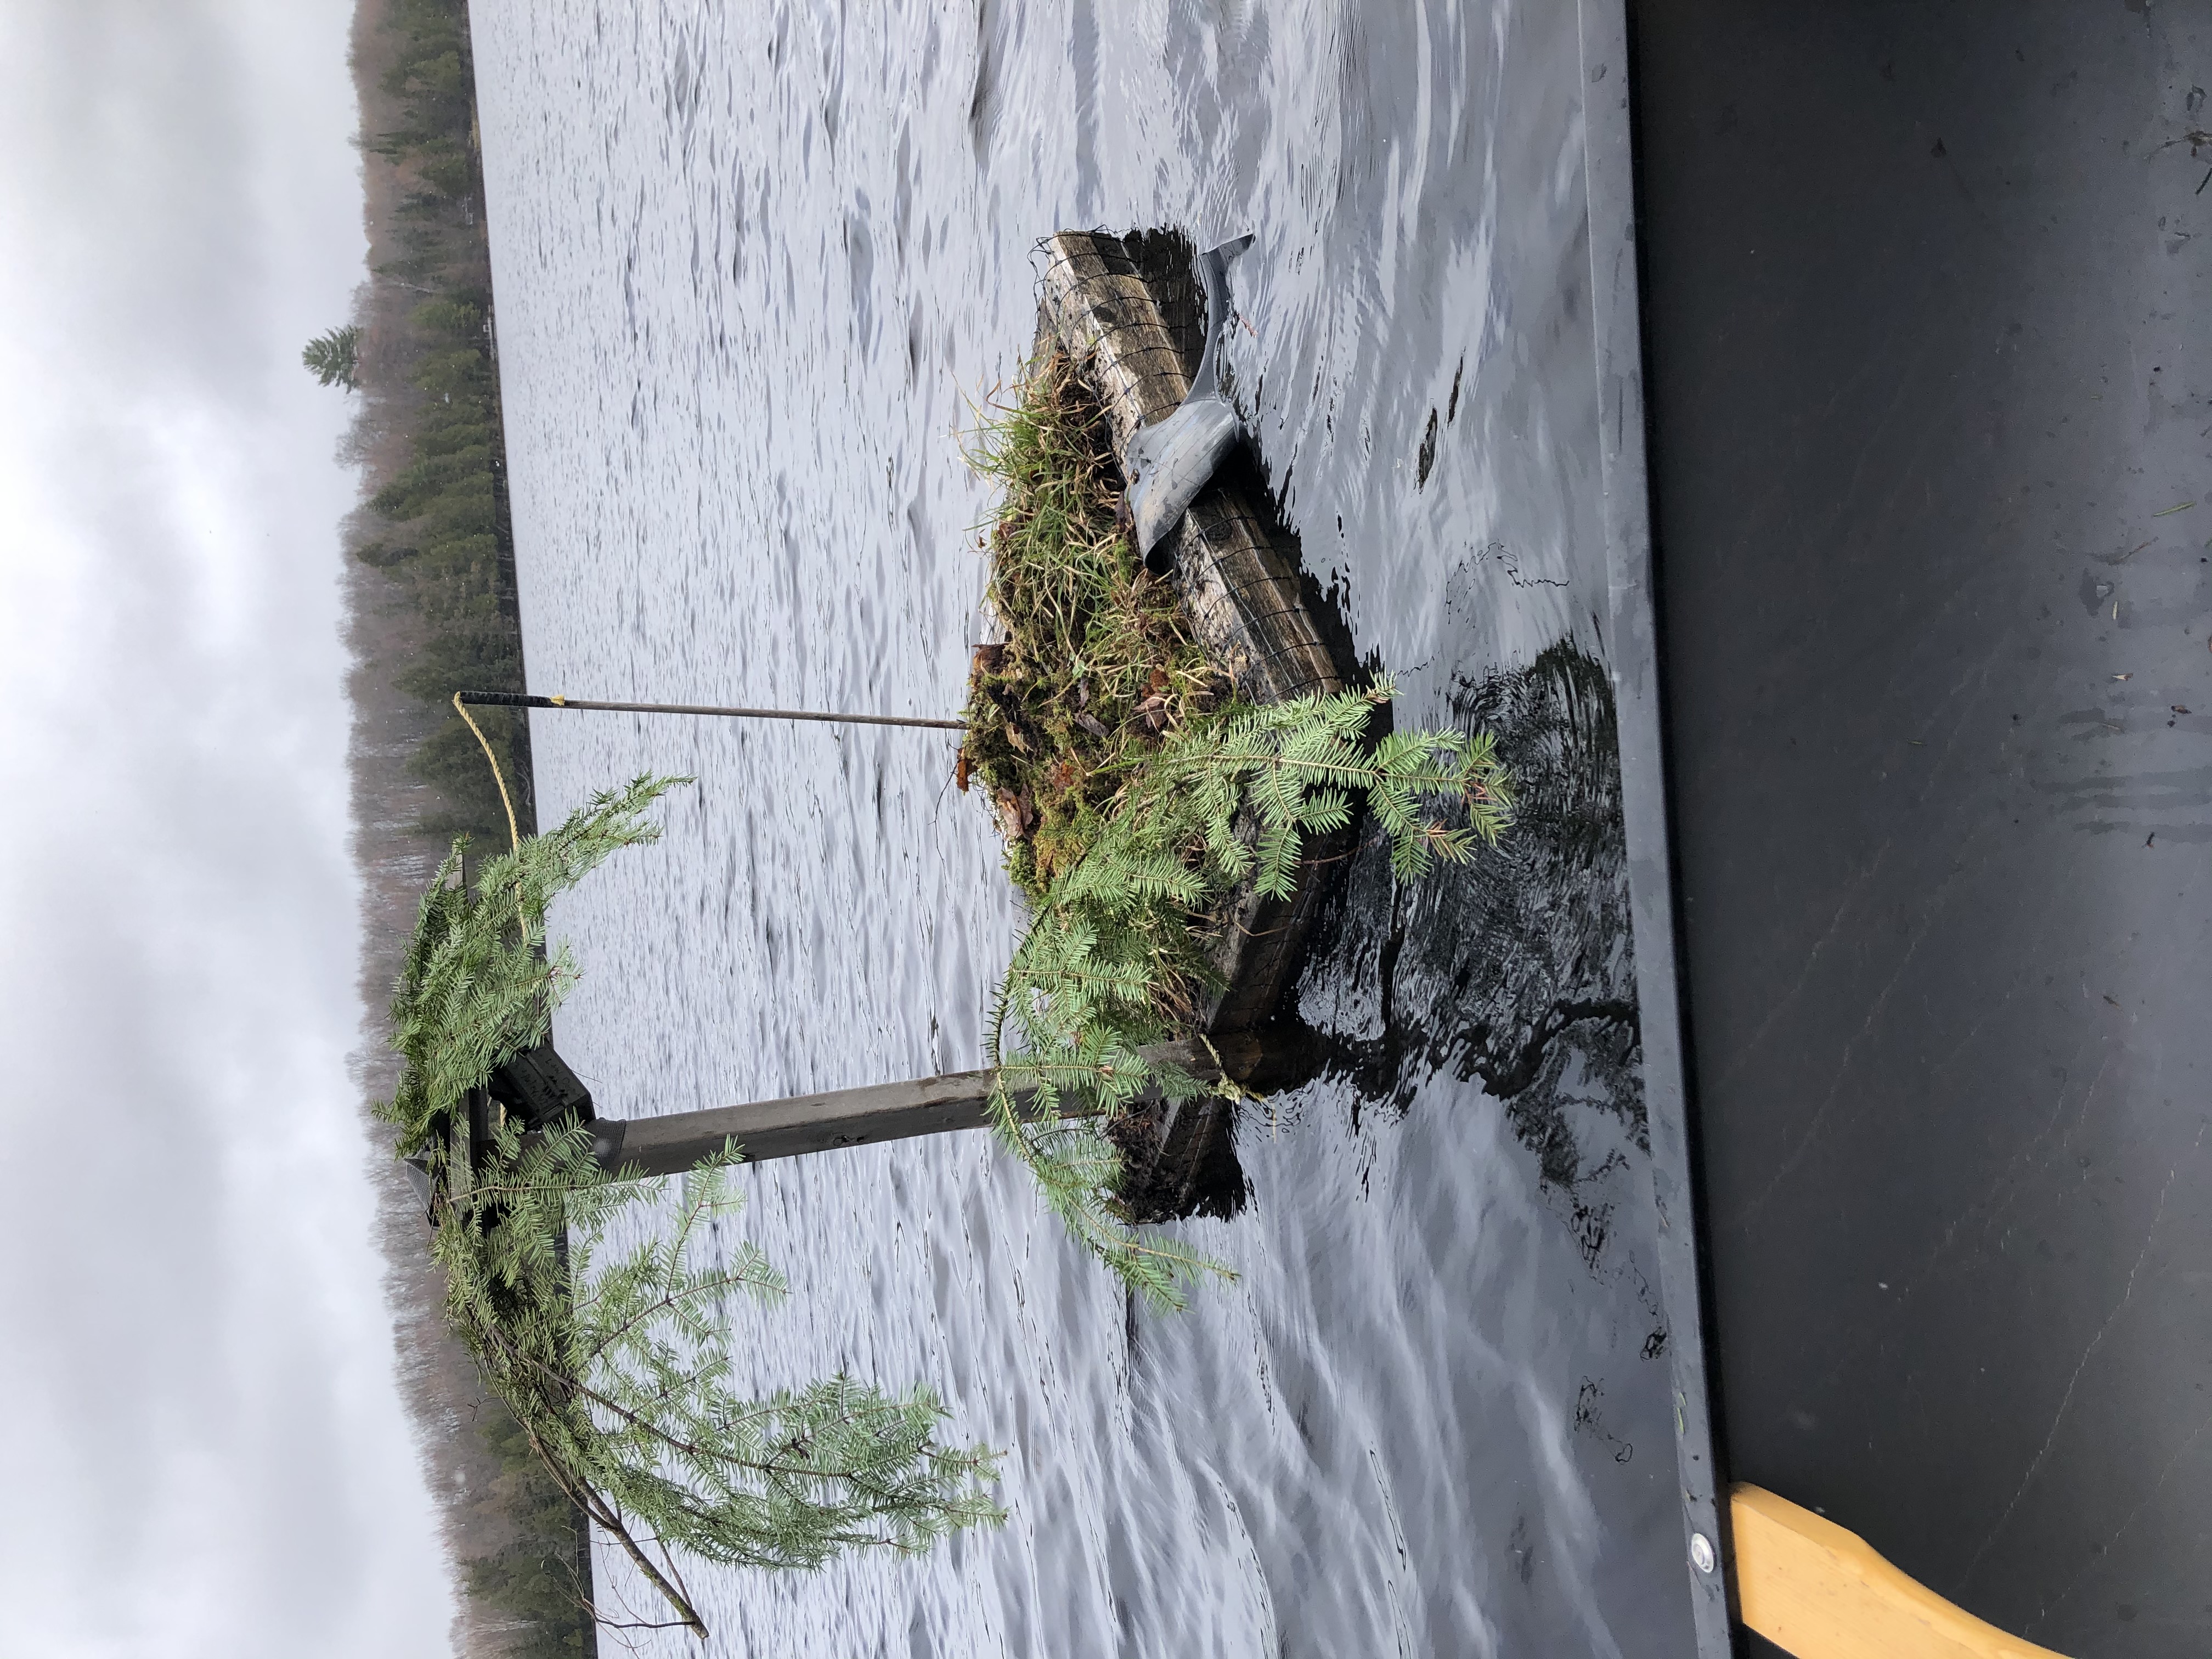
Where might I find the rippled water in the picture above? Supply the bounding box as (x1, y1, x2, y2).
(475, 3, 1697, 1654)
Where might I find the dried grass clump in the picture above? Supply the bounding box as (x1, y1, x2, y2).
(958, 351, 1226, 898)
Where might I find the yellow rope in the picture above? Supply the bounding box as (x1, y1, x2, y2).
(452, 691, 522, 852)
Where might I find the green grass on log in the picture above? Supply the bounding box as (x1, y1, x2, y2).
(959, 348, 1516, 1311)
(958, 349, 1227, 899)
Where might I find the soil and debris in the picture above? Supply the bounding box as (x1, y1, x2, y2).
(957, 348, 1227, 899)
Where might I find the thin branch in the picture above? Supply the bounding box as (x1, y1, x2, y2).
(517, 1418, 709, 1638)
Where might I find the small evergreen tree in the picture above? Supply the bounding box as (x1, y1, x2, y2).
(383, 777, 1003, 1639)
(302, 324, 363, 390)
(411, 296, 486, 340)
(985, 680, 1513, 1309)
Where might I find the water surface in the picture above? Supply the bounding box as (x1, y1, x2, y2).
(476, 4, 1697, 1654)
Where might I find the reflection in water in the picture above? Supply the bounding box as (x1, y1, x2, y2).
(1302, 648, 1633, 1086)
(1437, 648, 1644, 1183)
(1285, 645, 1657, 1319)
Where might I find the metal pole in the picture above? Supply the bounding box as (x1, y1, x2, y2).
(457, 689, 964, 732)
(568, 1032, 1305, 1177)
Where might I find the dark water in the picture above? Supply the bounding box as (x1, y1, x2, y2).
(475, 3, 1697, 1654)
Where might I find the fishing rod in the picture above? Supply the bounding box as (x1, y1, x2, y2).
(456, 690, 965, 731)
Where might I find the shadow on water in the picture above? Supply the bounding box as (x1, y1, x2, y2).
(1221, 644, 1645, 1240)
(1106, 321, 1639, 1245)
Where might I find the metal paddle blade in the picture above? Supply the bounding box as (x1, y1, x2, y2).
(1127, 399, 1244, 554)
(1125, 234, 1255, 555)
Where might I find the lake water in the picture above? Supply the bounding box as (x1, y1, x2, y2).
(476, 3, 1699, 1654)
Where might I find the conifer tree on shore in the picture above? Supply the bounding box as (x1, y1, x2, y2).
(303, 324, 363, 390)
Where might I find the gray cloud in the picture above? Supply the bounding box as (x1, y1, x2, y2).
(0, 2, 455, 1654)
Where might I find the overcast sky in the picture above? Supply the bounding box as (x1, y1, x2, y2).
(0, 3, 456, 1654)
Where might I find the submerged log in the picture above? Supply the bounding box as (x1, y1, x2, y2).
(1038, 229, 1347, 1035)
(1018, 230, 1357, 1214)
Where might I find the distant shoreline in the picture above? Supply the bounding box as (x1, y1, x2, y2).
(339, 1, 584, 1655)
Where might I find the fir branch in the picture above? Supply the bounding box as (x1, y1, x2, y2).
(383, 780, 1004, 1638)
(979, 678, 1514, 1306)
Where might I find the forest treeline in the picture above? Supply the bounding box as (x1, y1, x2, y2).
(341, 0, 529, 847)
(336, 0, 590, 1655)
